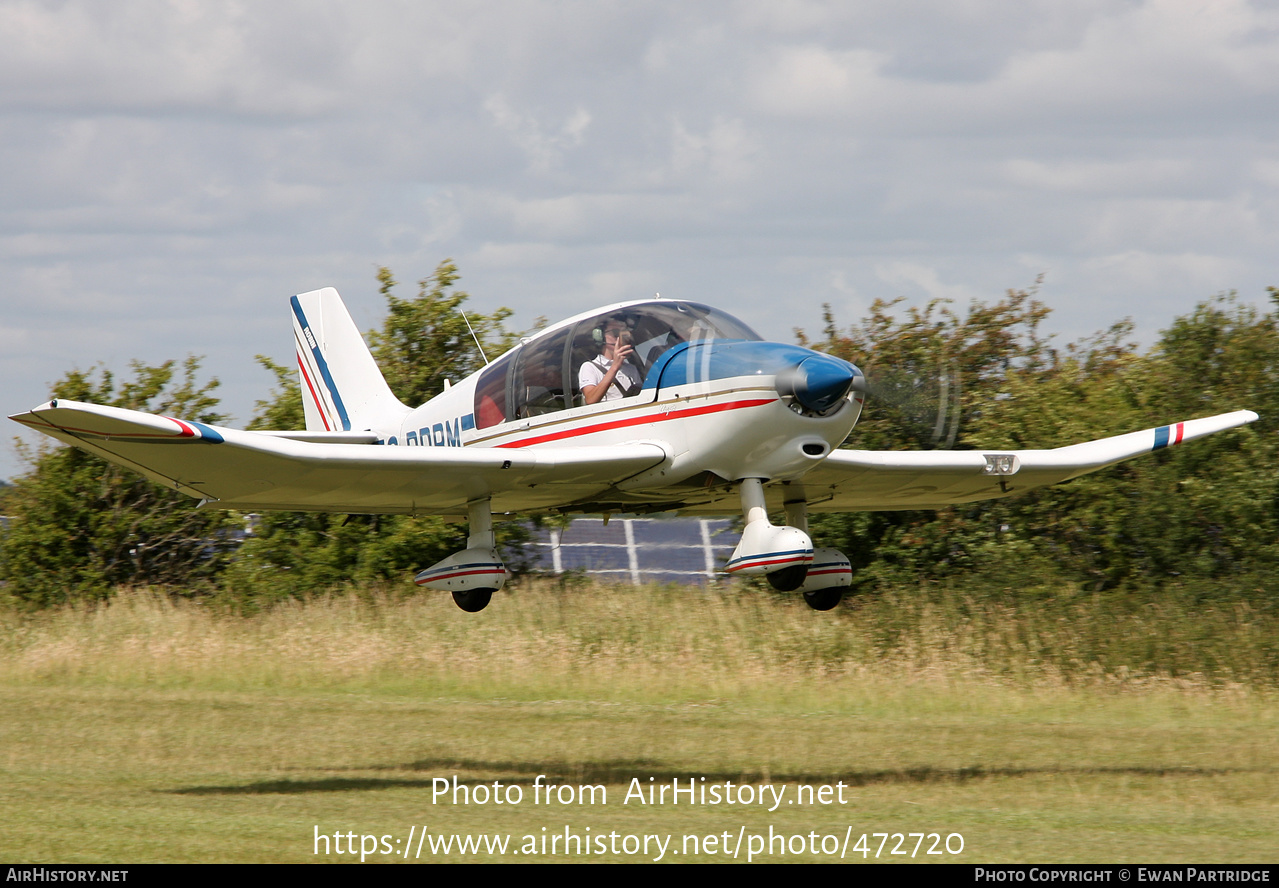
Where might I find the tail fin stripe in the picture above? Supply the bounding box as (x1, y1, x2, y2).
(293, 327, 337, 429)
(294, 329, 336, 429)
(296, 354, 332, 431)
(290, 296, 352, 431)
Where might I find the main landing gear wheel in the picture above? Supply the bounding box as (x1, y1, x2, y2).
(766, 565, 809, 593)
(802, 588, 844, 611)
(451, 588, 495, 612)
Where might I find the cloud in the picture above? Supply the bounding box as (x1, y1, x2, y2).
(735, 0, 1279, 140)
(667, 116, 760, 186)
(874, 262, 981, 304)
(1003, 158, 1195, 196)
(483, 93, 592, 174)
(751, 46, 888, 118)
(0, 2, 350, 116)
(2, 1, 1279, 481)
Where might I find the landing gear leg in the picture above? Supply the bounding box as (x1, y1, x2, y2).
(784, 489, 809, 533)
(784, 486, 851, 611)
(465, 498, 496, 551)
(414, 498, 508, 612)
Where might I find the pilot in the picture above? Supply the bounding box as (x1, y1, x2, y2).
(579, 316, 643, 405)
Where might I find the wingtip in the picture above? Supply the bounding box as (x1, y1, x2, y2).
(10, 401, 63, 426)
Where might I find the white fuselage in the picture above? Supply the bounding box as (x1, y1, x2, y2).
(371, 299, 864, 514)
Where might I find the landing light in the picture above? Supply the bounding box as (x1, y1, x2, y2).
(983, 454, 1019, 475)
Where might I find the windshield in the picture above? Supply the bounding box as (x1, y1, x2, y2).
(474, 301, 763, 427)
(606, 302, 763, 366)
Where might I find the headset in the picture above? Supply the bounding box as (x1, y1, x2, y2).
(592, 314, 636, 346)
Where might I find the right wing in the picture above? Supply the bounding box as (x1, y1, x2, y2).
(798, 409, 1259, 511)
(9, 399, 669, 517)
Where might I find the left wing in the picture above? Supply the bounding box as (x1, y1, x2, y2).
(797, 410, 1258, 511)
(9, 400, 669, 516)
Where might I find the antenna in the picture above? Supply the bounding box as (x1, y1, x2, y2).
(459, 310, 490, 366)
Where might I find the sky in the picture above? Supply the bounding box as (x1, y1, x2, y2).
(3, 0, 1278, 480)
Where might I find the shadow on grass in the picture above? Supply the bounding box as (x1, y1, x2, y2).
(167, 759, 1248, 795)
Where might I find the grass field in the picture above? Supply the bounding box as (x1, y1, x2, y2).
(1, 582, 1277, 863)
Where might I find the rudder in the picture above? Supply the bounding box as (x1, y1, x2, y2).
(292, 288, 410, 432)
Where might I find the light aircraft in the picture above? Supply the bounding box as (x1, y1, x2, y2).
(10, 289, 1258, 612)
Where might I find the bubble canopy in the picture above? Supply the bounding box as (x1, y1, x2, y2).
(473, 301, 765, 428)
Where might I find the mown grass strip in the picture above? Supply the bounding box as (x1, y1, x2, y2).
(0, 582, 1276, 863)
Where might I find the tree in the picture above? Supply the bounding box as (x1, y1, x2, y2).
(247, 355, 305, 432)
(799, 288, 1277, 593)
(0, 358, 238, 607)
(798, 286, 1061, 589)
(799, 284, 1055, 452)
(1100, 293, 1278, 583)
(369, 262, 518, 407)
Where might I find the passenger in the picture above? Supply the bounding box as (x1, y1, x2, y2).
(579, 317, 643, 404)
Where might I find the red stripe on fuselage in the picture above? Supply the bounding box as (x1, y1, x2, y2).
(492, 397, 776, 449)
(1174, 422, 1185, 444)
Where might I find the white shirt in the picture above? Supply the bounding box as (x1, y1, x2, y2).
(578, 354, 642, 401)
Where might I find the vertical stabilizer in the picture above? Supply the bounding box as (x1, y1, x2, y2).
(291, 288, 411, 432)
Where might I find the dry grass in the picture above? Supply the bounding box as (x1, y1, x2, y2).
(2, 580, 1274, 696)
(3, 678, 1275, 863)
(3, 581, 1278, 863)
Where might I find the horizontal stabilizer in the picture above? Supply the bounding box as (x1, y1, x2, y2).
(13, 399, 226, 442)
(256, 430, 381, 444)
